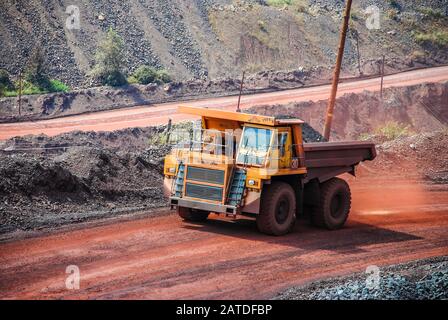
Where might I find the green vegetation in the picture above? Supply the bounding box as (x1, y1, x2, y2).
(25, 46, 52, 90)
(131, 65, 172, 85)
(91, 28, 127, 87)
(0, 69, 14, 97)
(156, 69, 172, 84)
(414, 30, 448, 47)
(0, 69, 14, 90)
(266, 0, 307, 13)
(132, 65, 157, 84)
(0, 51, 70, 97)
(359, 122, 412, 142)
(1, 79, 70, 97)
(417, 7, 445, 19)
(376, 122, 411, 140)
(48, 79, 70, 92)
(266, 0, 295, 6)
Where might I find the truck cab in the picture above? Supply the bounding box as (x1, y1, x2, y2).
(164, 106, 376, 236)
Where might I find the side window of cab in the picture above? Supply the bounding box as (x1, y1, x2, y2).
(276, 130, 291, 168)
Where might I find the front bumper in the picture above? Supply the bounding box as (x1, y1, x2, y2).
(170, 197, 238, 215)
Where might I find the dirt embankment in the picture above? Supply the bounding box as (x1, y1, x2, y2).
(247, 81, 448, 140)
(0, 66, 328, 122)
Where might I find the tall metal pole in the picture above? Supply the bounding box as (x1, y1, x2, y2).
(236, 71, 245, 113)
(380, 55, 385, 100)
(18, 71, 23, 117)
(322, 0, 353, 141)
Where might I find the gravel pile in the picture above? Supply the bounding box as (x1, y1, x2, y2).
(275, 256, 448, 300)
(361, 130, 448, 183)
(0, 126, 172, 234)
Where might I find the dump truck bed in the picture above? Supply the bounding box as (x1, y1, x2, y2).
(303, 141, 376, 183)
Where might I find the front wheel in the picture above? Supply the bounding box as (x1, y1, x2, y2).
(177, 207, 210, 222)
(257, 182, 296, 236)
(311, 177, 351, 230)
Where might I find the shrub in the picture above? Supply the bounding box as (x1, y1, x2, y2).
(155, 69, 172, 84)
(414, 30, 448, 47)
(49, 79, 70, 93)
(132, 65, 157, 84)
(25, 46, 52, 90)
(91, 28, 127, 87)
(131, 66, 172, 85)
(0, 69, 14, 90)
(127, 75, 139, 84)
(417, 7, 444, 19)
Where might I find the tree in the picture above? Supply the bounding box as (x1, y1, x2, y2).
(91, 28, 127, 86)
(25, 46, 51, 90)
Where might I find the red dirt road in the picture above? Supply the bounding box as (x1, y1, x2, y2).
(1, 66, 448, 140)
(1, 179, 447, 300)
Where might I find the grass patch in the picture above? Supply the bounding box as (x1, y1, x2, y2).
(49, 79, 70, 93)
(359, 122, 412, 141)
(417, 7, 445, 19)
(376, 122, 411, 140)
(1, 80, 70, 97)
(266, 0, 307, 13)
(414, 30, 448, 47)
(266, 0, 295, 6)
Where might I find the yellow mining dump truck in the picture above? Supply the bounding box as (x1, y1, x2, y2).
(163, 106, 376, 235)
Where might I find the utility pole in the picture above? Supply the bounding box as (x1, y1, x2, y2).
(236, 71, 245, 113)
(322, 0, 353, 141)
(355, 34, 362, 76)
(380, 55, 385, 100)
(18, 71, 23, 117)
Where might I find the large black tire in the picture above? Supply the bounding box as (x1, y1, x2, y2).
(257, 182, 296, 236)
(311, 177, 351, 230)
(177, 207, 210, 222)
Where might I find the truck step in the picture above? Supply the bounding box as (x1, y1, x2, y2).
(227, 169, 246, 206)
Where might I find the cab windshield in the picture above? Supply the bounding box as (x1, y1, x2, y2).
(237, 126, 272, 166)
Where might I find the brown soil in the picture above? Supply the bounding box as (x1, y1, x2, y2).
(0, 178, 447, 299)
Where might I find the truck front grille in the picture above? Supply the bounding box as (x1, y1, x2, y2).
(185, 183, 223, 202)
(186, 167, 225, 184)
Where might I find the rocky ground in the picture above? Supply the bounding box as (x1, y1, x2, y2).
(0, 0, 447, 87)
(274, 255, 448, 300)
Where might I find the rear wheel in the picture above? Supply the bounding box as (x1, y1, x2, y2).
(311, 177, 351, 230)
(257, 182, 296, 236)
(177, 207, 210, 222)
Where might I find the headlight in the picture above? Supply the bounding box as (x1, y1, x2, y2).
(248, 179, 256, 186)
